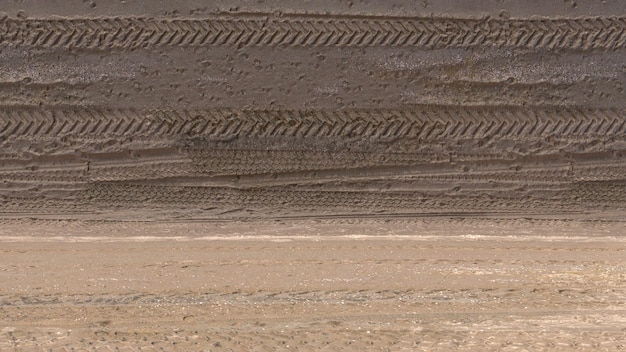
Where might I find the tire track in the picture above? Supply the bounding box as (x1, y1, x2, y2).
(1, 148, 623, 215)
(571, 181, 626, 208)
(0, 146, 612, 178)
(188, 149, 448, 176)
(1, 15, 625, 49)
(296, 169, 576, 186)
(1, 107, 623, 141)
(84, 183, 575, 213)
(574, 164, 626, 182)
(188, 160, 574, 185)
(0, 161, 194, 183)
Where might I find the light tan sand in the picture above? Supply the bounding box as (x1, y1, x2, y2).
(0, 218, 624, 350)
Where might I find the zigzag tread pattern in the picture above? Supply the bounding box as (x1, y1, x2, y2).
(0, 169, 87, 183)
(84, 183, 576, 212)
(0, 197, 89, 213)
(1, 107, 623, 141)
(88, 161, 196, 181)
(188, 149, 448, 175)
(570, 181, 626, 206)
(0, 16, 625, 49)
(574, 165, 626, 182)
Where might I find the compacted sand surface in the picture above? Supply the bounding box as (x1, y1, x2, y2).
(1, 219, 625, 350)
(1, 0, 625, 350)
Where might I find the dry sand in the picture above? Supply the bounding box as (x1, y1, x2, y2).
(1, 218, 625, 351)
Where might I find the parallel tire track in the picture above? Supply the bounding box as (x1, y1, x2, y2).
(1, 16, 625, 49)
(84, 183, 574, 212)
(574, 165, 626, 182)
(189, 150, 626, 180)
(1, 154, 622, 186)
(571, 181, 626, 208)
(3, 151, 622, 185)
(1, 107, 623, 141)
(189, 149, 446, 175)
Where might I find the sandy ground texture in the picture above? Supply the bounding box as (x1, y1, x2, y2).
(0, 218, 625, 351)
(1, 0, 625, 350)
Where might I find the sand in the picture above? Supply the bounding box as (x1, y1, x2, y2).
(1, 218, 625, 351)
(0, 0, 625, 350)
